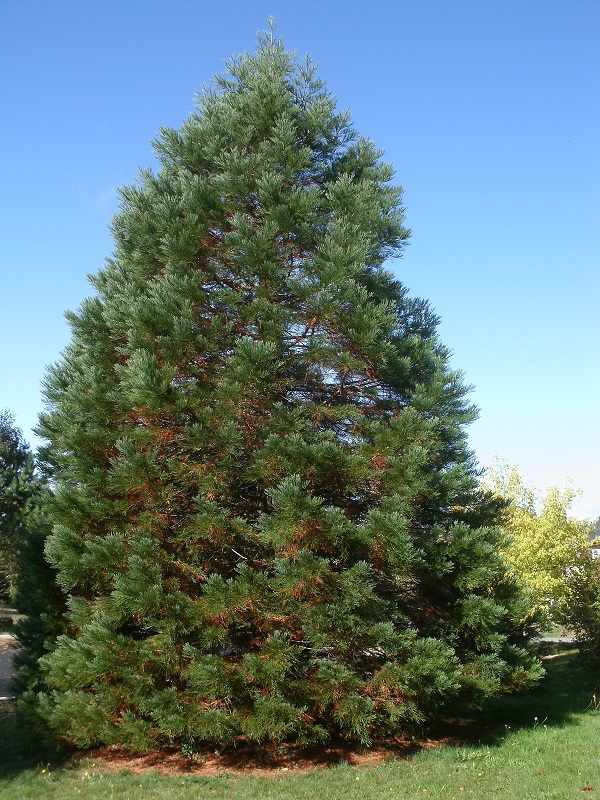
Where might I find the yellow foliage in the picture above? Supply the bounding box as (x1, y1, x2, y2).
(483, 460, 593, 626)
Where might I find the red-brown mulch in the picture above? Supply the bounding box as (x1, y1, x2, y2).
(77, 726, 481, 777)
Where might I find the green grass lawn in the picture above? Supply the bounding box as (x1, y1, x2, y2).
(0, 649, 598, 800)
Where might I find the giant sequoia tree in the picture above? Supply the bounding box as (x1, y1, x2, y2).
(36, 33, 541, 750)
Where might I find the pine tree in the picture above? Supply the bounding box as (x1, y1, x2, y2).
(0, 411, 39, 600)
(36, 31, 541, 751)
(0, 411, 65, 707)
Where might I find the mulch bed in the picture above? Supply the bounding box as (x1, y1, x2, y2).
(74, 722, 486, 777)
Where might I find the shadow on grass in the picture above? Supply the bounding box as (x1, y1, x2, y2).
(428, 647, 599, 748)
(0, 701, 69, 779)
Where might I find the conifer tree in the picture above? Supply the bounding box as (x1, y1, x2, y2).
(36, 31, 541, 751)
(0, 411, 66, 704)
(0, 411, 39, 600)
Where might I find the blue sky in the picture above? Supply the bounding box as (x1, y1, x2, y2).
(1, 0, 599, 519)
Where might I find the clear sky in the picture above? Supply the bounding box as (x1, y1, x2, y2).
(1, 0, 598, 519)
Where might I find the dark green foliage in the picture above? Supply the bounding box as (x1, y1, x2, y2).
(36, 31, 541, 750)
(0, 411, 37, 600)
(564, 546, 600, 665)
(12, 492, 67, 706)
(0, 412, 65, 719)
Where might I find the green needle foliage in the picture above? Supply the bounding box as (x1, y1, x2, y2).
(0, 411, 65, 706)
(0, 411, 39, 601)
(34, 30, 542, 751)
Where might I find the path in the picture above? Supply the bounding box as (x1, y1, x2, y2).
(0, 635, 17, 699)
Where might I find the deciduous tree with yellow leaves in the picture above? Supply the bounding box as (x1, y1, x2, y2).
(484, 460, 594, 630)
